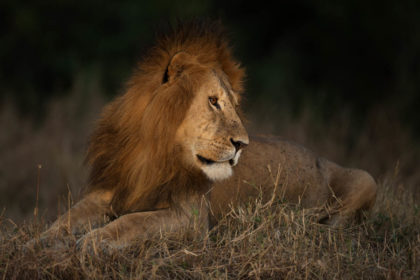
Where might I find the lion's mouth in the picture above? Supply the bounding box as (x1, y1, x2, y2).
(196, 154, 235, 166)
(196, 154, 215, 165)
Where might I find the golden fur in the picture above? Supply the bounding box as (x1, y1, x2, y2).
(34, 21, 377, 250)
(86, 21, 245, 214)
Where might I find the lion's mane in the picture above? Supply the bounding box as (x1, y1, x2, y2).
(86, 21, 245, 214)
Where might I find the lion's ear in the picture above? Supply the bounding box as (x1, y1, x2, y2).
(163, 52, 196, 83)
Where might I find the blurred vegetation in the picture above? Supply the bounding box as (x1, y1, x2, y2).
(1, 0, 419, 132)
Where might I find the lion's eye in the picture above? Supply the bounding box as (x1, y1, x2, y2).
(209, 96, 220, 109)
(209, 96, 218, 105)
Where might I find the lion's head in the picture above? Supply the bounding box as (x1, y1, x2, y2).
(86, 21, 247, 213)
(174, 54, 248, 181)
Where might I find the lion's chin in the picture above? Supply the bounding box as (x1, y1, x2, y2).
(200, 162, 233, 181)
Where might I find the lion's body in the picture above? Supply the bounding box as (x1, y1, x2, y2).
(35, 21, 377, 250)
(210, 136, 377, 225)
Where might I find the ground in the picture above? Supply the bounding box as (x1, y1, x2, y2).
(0, 178, 419, 279)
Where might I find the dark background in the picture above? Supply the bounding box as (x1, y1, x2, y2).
(0, 0, 419, 221)
(2, 0, 420, 129)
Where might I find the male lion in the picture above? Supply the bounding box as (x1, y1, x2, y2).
(38, 21, 377, 249)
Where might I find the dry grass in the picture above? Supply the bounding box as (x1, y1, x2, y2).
(0, 177, 419, 279)
(0, 81, 419, 279)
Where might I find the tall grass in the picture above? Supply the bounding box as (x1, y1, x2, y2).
(0, 81, 419, 278)
(0, 176, 418, 279)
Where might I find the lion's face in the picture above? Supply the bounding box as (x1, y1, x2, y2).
(176, 70, 249, 181)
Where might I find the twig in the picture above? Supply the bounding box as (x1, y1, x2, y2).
(33, 164, 42, 222)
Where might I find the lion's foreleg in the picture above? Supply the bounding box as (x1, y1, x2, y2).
(41, 191, 113, 240)
(77, 203, 209, 251)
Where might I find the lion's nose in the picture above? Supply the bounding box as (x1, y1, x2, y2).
(230, 138, 248, 152)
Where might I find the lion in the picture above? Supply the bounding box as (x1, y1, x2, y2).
(37, 21, 377, 250)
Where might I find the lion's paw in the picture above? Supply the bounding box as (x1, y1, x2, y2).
(76, 230, 117, 256)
